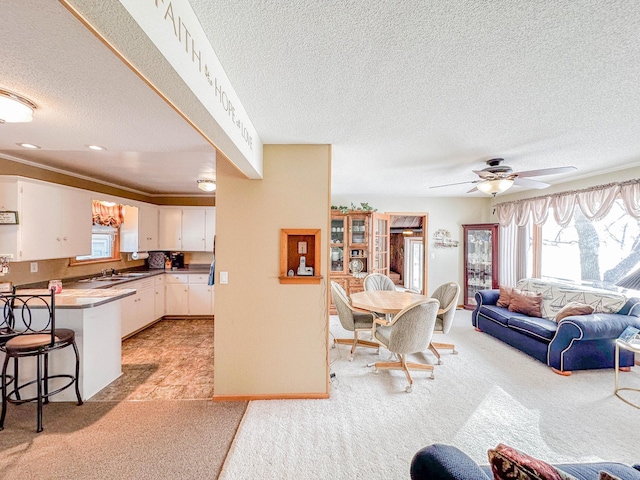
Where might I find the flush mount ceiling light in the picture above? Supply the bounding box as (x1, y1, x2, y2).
(197, 179, 216, 192)
(0, 89, 37, 123)
(86, 145, 106, 151)
(17, 143, 40, 149)
(476, 178, 514, 196)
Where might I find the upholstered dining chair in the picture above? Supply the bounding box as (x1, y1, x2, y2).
(428, 282, 461, 364)
(0, 290, 83, 433)
(330, 281, 378, 360)
(363, 273, 396, 292)
(372, 297, 440, 392)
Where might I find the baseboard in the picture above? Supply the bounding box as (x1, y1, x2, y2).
(213, 392, 330, 401)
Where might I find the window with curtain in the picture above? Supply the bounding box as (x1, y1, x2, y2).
(541, 199, 640, 289)
(496, 180, 640, 290)
(70, 201, 123, 264)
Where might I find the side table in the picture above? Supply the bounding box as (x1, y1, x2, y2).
(615, 339, 640, 409)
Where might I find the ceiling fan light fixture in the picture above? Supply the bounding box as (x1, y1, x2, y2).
(197, 179, 216, 192)
(477, 178, 514, 195)
(0, 89, 36, 123)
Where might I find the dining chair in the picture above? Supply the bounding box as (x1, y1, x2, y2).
(363, 273, 396, 292)
(0, 290, 83, 433)
(330, 281, 378, 360)
(372, 297, 440, 392)
(428, 282, 461, 364)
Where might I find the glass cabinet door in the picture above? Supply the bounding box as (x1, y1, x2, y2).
(463, 223, 499, 309)
(330, 217, 347, 274)
(349, 215, 368, 246)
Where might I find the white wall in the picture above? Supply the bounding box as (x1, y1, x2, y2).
(332, 195, 491, 294)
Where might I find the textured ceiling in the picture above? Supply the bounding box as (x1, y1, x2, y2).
(1, 1, 639, 197)
(190, 0, 640, 196)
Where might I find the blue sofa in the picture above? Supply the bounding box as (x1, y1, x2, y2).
(410, 444, 640, 480)
(472, 278, 640, 374)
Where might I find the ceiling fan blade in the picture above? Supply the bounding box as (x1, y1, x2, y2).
(514, 166, 577, 178)
(472, 170, 498, 179)
(430, 179, 478, 189)
(513, 177, 550, 189)
(466, 186, 479, 193)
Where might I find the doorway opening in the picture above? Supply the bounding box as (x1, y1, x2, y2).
(388, 214, 428, 294)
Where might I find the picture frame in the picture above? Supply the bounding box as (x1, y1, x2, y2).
(0, 211, 19, 225)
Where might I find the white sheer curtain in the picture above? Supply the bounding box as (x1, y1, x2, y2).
(499, 222, 530, 287)
(496, 180, 640, 227)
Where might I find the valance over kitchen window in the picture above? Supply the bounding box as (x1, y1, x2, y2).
(495, 179, 640, 227)
(92, 200, 124, 227)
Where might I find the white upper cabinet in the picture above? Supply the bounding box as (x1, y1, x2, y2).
(139, 203, 159, 252)
(158, 208, 182, 250)
(205, 208, 216, 252)
(121, 203, 159, 253)
(158, 207, 215, 252)
(12, 179, 92, 261)
(181, 209, 206, 251)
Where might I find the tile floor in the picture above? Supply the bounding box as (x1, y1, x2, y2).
(90, 318, 214, 401)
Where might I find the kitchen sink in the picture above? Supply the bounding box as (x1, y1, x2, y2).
(118, 273, 146, 278)
(95, 277, 124, 281)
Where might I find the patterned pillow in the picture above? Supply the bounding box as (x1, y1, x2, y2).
(554, 301, 595, 322)
(508, 289, 543, 318)
(497, 285, 513, 308)
(488, 443, 578, 480)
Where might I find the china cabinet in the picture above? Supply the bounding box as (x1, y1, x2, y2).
(462, 223, 499, 309)
(330, 210, 391, 313)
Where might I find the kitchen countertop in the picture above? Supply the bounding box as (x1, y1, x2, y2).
(15, 288, 136, 309)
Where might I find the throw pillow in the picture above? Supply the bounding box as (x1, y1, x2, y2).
(599, 472, 622, 480)
(508, 289, 543, 318)
(488, 443, 578, 480)
(554, 301, 595, 322)
(497, 285, 513, 308)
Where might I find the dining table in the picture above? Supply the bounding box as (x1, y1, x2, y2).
(350, 290, 435, 315)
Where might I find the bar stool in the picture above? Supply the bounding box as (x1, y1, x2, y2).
(0, 289, 83, 433)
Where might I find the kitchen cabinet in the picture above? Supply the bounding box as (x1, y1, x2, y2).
(164, 272, 214, 316)
(154, 274, 165, 320)
(121, 277, 156, 338)
(121, 204, 159, 252)
(188, 273, 214, 315)
(0, 177, 91, 261)
(182, 209, 206, 251)
(158, 207, 215, 252)
(463, 223, 499, 309)
(158, 208, 182, 250)
(139, 203, 159, 251)
(165, 273, 189, 315)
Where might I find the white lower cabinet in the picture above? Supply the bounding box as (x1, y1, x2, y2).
(154, 274, 165, 319)
(121, 278, 155, 338)
(164, 273, 214, 316)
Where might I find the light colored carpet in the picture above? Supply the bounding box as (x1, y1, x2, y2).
(219, 309, 640, 479)
(0, 400, 247, 480)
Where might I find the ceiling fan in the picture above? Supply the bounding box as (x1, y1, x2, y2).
(430, 158, 577, 196)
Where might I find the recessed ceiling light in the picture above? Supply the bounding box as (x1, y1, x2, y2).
(17, 143, 40, 149)
(87, 145, 106, 151)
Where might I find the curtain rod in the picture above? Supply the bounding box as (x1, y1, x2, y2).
(494, 178, 640, 207)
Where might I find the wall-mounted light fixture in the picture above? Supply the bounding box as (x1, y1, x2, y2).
(476, 178, 514, 196)
(197, 179, 216, 192)
(0, 89, 36, 123)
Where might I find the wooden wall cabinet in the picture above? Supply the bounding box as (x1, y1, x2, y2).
(279, 229, 322, 284)
(463, 223, 499, 309)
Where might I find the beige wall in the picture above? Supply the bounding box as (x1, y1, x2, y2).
(214, 145, 330, 398)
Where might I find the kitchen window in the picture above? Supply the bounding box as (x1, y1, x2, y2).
(71, 225, 120, 264)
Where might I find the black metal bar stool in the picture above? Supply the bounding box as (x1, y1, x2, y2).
(0, 289, 83, 433)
